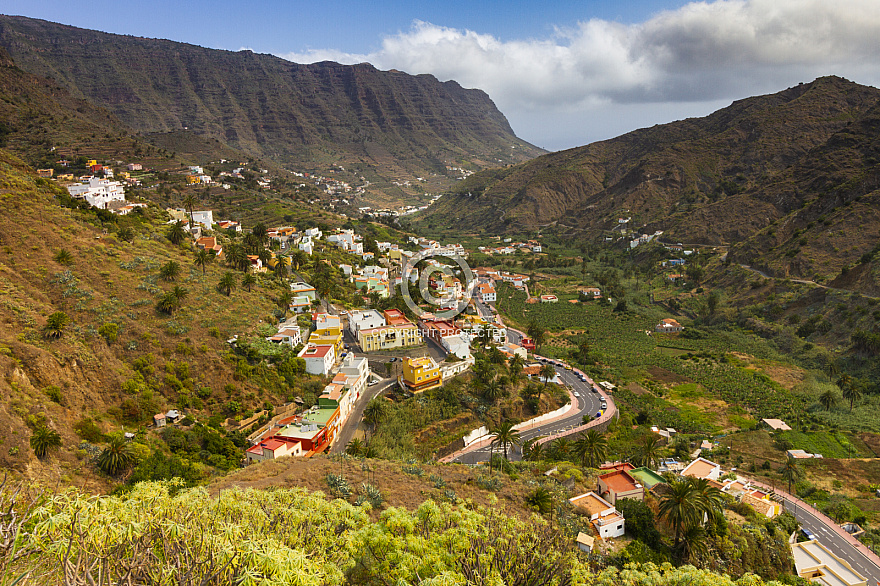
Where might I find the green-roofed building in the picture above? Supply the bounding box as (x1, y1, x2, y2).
(630, 467, 666, 489)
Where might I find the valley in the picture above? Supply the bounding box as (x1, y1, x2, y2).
(1, 12, 880, 586)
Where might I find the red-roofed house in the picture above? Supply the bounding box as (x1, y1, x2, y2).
(598, 469, 644, 505)
(246, 436, 303, 463)
(655, 318, 683, 333)
(681, 457, 721, 480)
(300, 344, 336, 375)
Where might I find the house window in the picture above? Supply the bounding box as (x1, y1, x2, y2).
(617, 525, 622, 529)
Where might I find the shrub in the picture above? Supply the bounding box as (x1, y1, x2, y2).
(73, 418, 105, 443)
(98, 322, 119, 344)
(45, 385, 63, 405)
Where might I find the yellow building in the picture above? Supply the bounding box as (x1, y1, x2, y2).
(314, 313, 341, 336)
(309, 331, 344, 354)
(87, 160, 97, 167)
(186, 175, 200, 185)
(401, 356, 442, 393)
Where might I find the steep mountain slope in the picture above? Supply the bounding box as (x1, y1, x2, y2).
(420, 76, 880, 282)
(0, 150, 301, 487)
(0, 15, 542, 191)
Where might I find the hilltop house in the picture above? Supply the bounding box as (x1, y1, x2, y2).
(655, 318, 683, 333)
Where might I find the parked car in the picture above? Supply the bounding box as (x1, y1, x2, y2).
(595, 412, 602, 419)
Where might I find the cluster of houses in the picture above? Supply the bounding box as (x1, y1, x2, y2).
(477, 239, 542, 255)
(473, 267, 530, 290)
(570, 455, 783, 552)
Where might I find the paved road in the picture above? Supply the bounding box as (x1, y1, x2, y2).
(782, 496, 880, 585)
(331, 377, 396, 454)
(451, 364, 604, 464)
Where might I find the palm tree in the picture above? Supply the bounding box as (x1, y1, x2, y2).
(172, 285, 188, 303)
(688, 476, 725, 520)
(489, 420, 521, 461)
(508, 354, 525, 380)
(54, 249, 73, 265)
(217, 272, 237, 296)
(182, 193, 197, 231)
(637, 434, 662, 469)
(275, 255, 291, 282)
(363, 400, 387, 437)
(522, 437, 544, 461)
(225, 244, 248, 272)
(658, 478, 700, 549)
(252, 223, 268, 246)
(551, 437, 571, 461)
(277, 291, 294, 311)
(242, 273, 257, 292)
(574, 429, 608, 468)
(346, 438, 365, 457)
(290, 250, 307, 271)
(780, 459, 803, 494)
(96, 435, 135, 476)
(160, 260, 180, 281)
(538, 363, 556, 403)
(194, 249, 213, 275)
(30, 425, 62, 459)
(156, 291, 180, 315)
(44, 311, 71, 339)
(257, 247, 273, 268)
(838, 375, 862, 411)
(678, 524, 709, 563)
(483, 378, 504, 402)
(525, 486, 553, 515)
(819, 389, 838, 411)
(167, 220, 187, 245)
(825, 359, 840, 383)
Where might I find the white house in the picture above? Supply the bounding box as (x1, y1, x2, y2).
(348, 309, 386, 337)
(66, 177, 126, 209)
(300, 344, 336, 376)
(478, 283, 496, 303)
(298, 235, 313, 255)
(290, 295, 312, 314)
(569, 492, 625, 539)
(190, 210, 214, 230)
(245, 437, 303, 463)
(305, 227, 322, 239)
(267, 318, 302, 348)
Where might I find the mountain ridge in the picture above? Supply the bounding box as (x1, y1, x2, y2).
(0, 14, 543, 197)
(418, 76, 880, 285)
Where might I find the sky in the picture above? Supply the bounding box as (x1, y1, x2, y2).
(6, 0, 880, 150)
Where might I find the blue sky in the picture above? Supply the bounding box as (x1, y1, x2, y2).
(5, 1, 880, 150)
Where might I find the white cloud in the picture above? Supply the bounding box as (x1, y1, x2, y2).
(278, 0, 880, 150)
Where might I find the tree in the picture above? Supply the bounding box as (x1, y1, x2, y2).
(346, 438, 365, 457)
(658, 478, 700, 549)
(194, 249, 213, 275)
(525, 486, 553, 515)
(275, 255, 291, 282)
(44, 311, 71, 339)
(172, 286, 188, 303)
(217, 272, 237, 296)
(97, 435, 135, 476)
(30, 425, 62, 458)
(508, 354, 525, 381)
(707, 290, 720, 315)
(277, 291, 294, 311)
(116, 226, 134, 242)
(54, 249, 73, 265)
(550, 437, 570, 460)
(522, 438, 544, 461)
(538, 363, 556, 405)
(156, 291, 180, 315)
(242, 273, 257, 292)
(252, 223, 268, 246)
(167, 220, 187, 245)
(780, 459, 802, 494)
(160, 260, 180, 281)
(363, 400, 387, 436)
(225, 244, 248, 272)
(573, 429, 607, 468)
(527, 322, 547, 350)
(636, 434, 662, 469)
(182, 193, 197, 230)
(482, 378, 505, 402)
(819, 389, 838, 411)
(489, 420, 521, 461)
(838, 375, 862, 411)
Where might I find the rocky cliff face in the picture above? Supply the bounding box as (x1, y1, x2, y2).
(0, 15, 543, 178)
